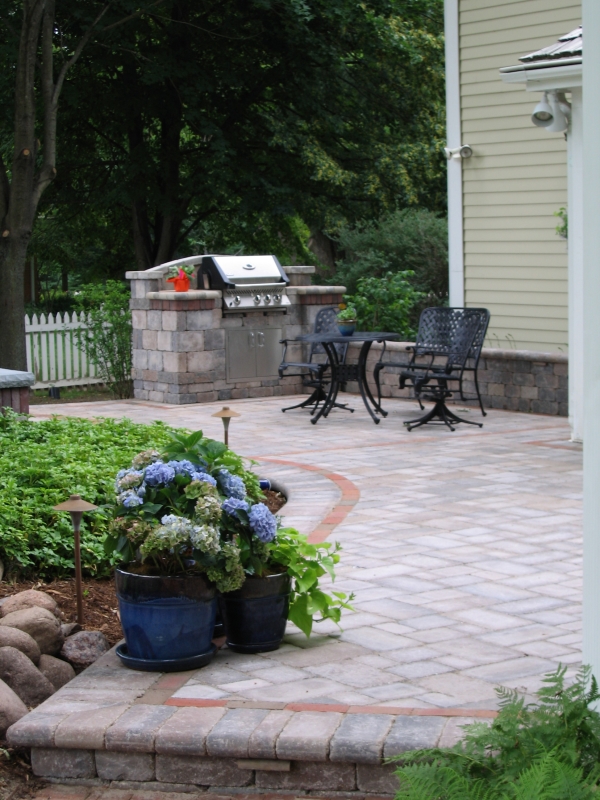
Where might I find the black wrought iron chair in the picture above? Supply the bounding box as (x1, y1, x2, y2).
(457, 308, 490, 416)
(399, 307, 486, 431)
(279, 307, 353, 415)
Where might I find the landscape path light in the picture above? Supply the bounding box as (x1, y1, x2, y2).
(53, 494, 98, 625)
(212, 406, 241, 447)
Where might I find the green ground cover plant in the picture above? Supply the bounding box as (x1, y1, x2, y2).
(393, 666, 600, 800)
(0, 412, 173, 578)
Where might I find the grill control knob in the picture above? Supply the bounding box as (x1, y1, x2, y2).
(264, 294, 271, 304)
(233, 295, 241, 305)
(274, 294, 281, 303)
(253, 294, 261, 305)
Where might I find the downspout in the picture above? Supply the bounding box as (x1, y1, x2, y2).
(445, 0, 465, 307)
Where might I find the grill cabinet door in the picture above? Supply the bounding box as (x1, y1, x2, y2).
(226, 330, 257, 381)
(256, 328, 283, 378)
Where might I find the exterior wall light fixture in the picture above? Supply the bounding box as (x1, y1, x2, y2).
(532, 91, 571, 133)
(444, 144, 473, 160)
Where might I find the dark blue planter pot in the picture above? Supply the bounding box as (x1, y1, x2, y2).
(337, 322, 356, 336)
(220, 572, 291, 654)
(115, 567, 217, 663)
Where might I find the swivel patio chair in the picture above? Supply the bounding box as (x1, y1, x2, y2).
(457, 308, 490, 416)
(399, 307, 487, 431)
(279, 306, 353, 416)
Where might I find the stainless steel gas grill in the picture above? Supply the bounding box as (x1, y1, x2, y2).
(201, 254, 291, 313)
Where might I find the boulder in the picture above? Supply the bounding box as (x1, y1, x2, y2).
(60, 631, 110, 670)
(1, 589, 61, 619)
(61, 622, 82, 638)
(0, 646, 55, 707)
(38, 654, 76, 690)
(0, 607, 63, 655)
(0, 677, 28, 737)
(0, 626, 41, 665)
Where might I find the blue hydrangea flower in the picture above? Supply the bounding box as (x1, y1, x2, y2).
(222, 497, 249, 516)
(249, 503, 277, 543)
(137, 483, 146, 498)
(160, 513, 179, 525)
(114, 468, 144, 493)
(144, 461, 175, 487)
(218, 469, 246, 500)
(119, 490, 144, 508)
(192, 471, 217, 486)
(167, 460, 198, 478)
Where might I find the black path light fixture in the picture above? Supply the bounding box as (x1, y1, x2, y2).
(212, 406, 241, 447)
(53, 494, 98, 625)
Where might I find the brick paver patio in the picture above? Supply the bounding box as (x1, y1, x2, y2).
(30, 394, 582, 711)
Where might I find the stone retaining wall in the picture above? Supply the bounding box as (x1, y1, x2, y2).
(0, 368, 34, 414)
(346, 342, 568, 417)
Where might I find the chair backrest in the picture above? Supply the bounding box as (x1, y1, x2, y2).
(414, 307, 483, 371)
(311, 307, 348, 361)
(466, 308, 490, 365)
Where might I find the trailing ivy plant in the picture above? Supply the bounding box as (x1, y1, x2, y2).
(392, 665, 600, 800)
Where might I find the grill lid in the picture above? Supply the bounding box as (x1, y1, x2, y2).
(202, 254, 289, 289)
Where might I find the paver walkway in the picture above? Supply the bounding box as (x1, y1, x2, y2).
(31, 394, 583, 710)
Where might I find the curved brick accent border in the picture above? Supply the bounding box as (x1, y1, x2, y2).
(257, 456, 360, 543)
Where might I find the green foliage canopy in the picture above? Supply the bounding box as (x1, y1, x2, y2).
(23, 0, 445, 273)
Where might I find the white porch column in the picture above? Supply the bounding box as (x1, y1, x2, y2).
(444, 0, 464, 308)
(568, 87, 584, 442)
(582, 0, 600, 679)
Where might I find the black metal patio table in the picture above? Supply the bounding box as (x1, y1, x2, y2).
(294, 331, 399, 424)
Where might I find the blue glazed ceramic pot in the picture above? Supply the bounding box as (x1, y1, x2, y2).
(115, 567, 217, 661)
(219, 572, 291, 653)
(337, 322, 356, 336)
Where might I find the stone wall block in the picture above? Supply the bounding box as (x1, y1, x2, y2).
(554, 362, 568, 376)
(531, 362, 555, 374)
(520, 385, 539, 400)
(157, 330, 174, 351)
(330, 714, 393, 764)
(356, 762, 399, 795)
(147, 310, 162, 331)
(204, 329, 226, 350)
(248, 710, 294, 760)
(187, 350, 218, 372)
(142, 330, 158, 350)
(155, 706, 226, 757)
(105, 705, 176, 753)
(133, 350, 149, 370)
(162, 352, 187, 372)
(162, 310, 188, 331)
(488, 383, 505, 397)
(276, 711, 343, 761)
(383, 717, 446, 758)
(256, 761, 356, 791)
(173, 331, 205, 352)
(155, 754, 253, 787)
(31, 747, 96, 779)
(206, 708, 269, 759)
(95, 751, 155, 781)
(131, 310, 147, 330)
(535, 373, 559, 389)
(531, 400, 558, 415)
(55, 704, 130, 751)
(147, 351, 164, 371)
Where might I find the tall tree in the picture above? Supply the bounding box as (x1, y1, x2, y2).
(46, 0, 445, 270)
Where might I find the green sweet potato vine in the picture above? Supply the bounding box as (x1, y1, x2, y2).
(0, 411, 173, 578)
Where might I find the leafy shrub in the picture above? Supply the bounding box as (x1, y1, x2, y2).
(393, 665, 600, 799)
(332, 208, 448, 301)
(0, 412, 173, 578)
(75, 281, 133, 399)
(343, 272, 424, 338)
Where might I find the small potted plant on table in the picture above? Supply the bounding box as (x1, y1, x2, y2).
(336, 304, 358, 336)
(166, 263, 195, 292)
(107, 430, 352, 668)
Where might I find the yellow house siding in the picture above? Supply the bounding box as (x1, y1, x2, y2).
(459, 0, 580, 352)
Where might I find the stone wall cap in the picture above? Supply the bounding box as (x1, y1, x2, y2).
(0, 368, 35, 388)
(287, 286, 346, 295)
(284, 266, 316, 274)
(146, 290, 222, 300)
(362, 340, 568, 363)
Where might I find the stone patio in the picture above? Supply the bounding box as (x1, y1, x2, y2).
(12, 393, 582, 793)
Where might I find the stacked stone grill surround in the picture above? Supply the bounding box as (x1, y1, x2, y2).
(128, 265, 346, 405)
(8, 652, 490, 795)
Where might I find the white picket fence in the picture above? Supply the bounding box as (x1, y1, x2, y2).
(25, 312, 102, 389)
